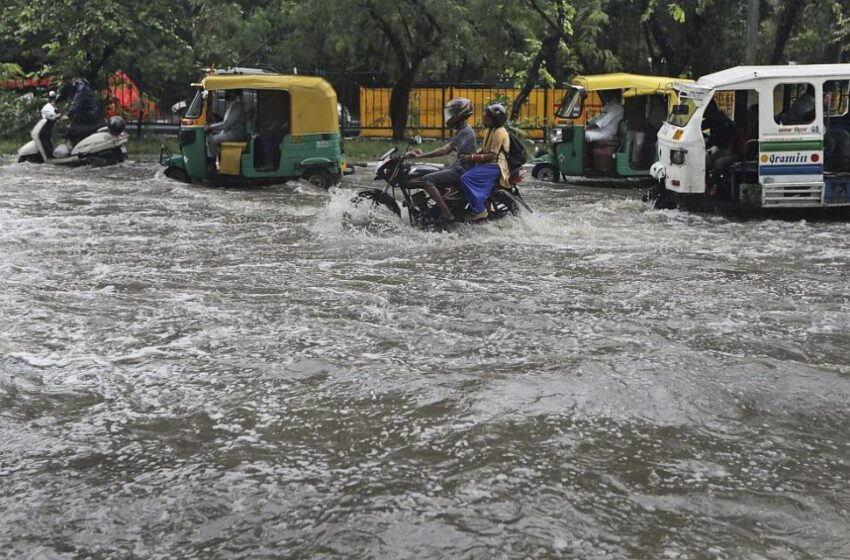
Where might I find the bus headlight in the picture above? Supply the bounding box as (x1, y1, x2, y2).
(670, 149, 687, 165)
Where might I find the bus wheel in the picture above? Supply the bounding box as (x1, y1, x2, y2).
(535, 164, 559, 183)
(304, 169, 336, 189)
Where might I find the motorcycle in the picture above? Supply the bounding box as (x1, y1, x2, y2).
(352, 138, 532, 229)
(17, 97, 129, 166)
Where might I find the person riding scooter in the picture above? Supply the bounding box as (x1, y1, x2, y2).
(406, 97, 477, 221)
(57, 70, 103, 145)
(459, 103, 511, 220)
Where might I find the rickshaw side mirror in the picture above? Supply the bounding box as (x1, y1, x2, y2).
(672, 103, 689, 115)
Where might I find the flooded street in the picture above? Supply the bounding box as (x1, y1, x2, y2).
(1, 158, 849, 559)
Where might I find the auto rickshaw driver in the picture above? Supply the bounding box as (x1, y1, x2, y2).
(406, 97, 477, 221)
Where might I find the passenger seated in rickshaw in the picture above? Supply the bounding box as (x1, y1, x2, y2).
(780, 85, 816, 125)
(703, 100, 738, 172)
(256, 118, 288, 171)
(823, 81, 850, 173)
(406, 97, 477, 221)
(458, 103, 510, 221)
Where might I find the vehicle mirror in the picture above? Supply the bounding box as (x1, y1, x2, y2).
(672, 103, 689, 115)
(413, 135, 422, 145)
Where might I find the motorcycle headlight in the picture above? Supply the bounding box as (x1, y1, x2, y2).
(549, 128, 563, 144)
(670, 149, 687, 165)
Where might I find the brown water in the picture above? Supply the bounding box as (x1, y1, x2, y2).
(1, 159, 849, 559)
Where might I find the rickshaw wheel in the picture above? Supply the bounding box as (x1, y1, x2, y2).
(165, 166, 190, 183)
(304, 169, 336, 189)
(534, 164, 559, 183)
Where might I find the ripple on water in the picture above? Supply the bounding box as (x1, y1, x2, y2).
(0, 161, 849, 558)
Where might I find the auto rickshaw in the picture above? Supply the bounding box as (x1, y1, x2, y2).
(161, 70, 349, 188)
(531, 73, 689, 183)
(650, 64, 850, 215)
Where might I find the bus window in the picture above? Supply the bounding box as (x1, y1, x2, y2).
(774, 83, 815, 125)
(825, 80, 849, 118)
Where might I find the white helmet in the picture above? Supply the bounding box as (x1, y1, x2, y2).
(41, 102, 61, 121)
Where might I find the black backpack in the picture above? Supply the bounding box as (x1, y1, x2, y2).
(504, 128, 527, 171)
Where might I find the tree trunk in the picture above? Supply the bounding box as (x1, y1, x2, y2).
(511, 32, 560, 121)
(511, 0, 567, 121)
(390, 66, 417, 141)
(85, 40, 122, 88)
(770, 0, 808, 64)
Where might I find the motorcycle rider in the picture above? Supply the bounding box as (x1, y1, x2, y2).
(407, 97, 477, 221)
(57, 70, 103, 145)
(459, 103, 510, 220)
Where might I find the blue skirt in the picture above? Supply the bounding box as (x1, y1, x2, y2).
(460, 164, 500, 213)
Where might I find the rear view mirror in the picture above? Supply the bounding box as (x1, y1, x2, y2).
(412, 135, 422, 145)
(672, 103, 689, 115)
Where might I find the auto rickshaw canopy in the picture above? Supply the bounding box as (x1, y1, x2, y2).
(201, 74, 339, 135)
(569, 73, 691, 97)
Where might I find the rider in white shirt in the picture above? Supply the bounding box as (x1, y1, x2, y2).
(585, 90, 624, 143)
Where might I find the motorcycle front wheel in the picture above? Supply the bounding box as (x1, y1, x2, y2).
(352, 188, 401, 217)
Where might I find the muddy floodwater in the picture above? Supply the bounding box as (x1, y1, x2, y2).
(1, 158, 849, 559)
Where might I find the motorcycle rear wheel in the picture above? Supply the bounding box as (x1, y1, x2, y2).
(489, 189, 522, 219)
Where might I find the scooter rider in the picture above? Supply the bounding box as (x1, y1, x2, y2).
(57, 70, 103, 145)
(407, 97, 477, 221)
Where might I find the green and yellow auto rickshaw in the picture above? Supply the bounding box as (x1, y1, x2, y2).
(161, 70, 349, 188)
(531, 73, 689, 183)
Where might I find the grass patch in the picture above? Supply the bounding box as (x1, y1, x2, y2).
(0, 134, 178, 159)
(343, 137, 453, 164)
(1, 134, 460, 163)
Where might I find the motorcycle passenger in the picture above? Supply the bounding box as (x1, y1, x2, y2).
(407, 97, 477, 221)
(459, 103, 510, 220)
(58, 70, 102, 145)
(703, 100, 737, 172)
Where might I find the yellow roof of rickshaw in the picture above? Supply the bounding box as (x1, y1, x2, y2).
(569, 73, 691, 97)
(201, 73, 339, 135)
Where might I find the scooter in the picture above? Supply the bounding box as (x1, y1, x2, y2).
(17, 96, 129, 166)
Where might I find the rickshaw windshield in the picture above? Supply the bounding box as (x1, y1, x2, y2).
(555, 87, 584, 119)
(667, 96, 699, 127)
(185, 90, 204, 119)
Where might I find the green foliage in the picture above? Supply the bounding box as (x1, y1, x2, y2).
(2, 0, 850, 142)
(0, 90, 43, 140)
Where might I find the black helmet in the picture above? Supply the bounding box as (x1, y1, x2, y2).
(108, 116, 126, 135)
(443, 97, 473, 128)
(484, 103, 508, 127)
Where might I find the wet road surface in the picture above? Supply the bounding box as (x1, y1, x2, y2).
(1, 159, 849, 558)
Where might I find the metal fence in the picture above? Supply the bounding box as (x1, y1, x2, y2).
(359, 85, 568, 140)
